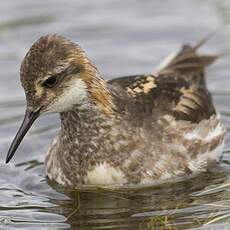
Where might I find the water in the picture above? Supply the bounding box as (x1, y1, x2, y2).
(0, 0, 230, 229)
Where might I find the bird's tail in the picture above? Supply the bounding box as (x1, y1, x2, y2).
(155, 32, 218, 75)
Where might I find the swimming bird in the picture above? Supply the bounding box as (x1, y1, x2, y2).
(6, 34, 225, 186)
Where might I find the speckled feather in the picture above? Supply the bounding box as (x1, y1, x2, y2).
(18, 34, 225, 186)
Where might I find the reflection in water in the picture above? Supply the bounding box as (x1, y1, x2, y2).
(46, 171, 229, 229)
(0, 0, 230, 229)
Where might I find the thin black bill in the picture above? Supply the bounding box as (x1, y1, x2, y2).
(5, 109, 40, 163)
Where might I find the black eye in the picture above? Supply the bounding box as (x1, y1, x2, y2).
(43, 76, 57, 88)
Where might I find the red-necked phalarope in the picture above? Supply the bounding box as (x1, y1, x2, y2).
(6, 34, 225, 186)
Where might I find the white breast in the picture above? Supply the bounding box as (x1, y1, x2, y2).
(84, 162, 127, 185)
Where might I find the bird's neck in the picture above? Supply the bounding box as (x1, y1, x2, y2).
(59, 103, 114, 148)
(81, 63, 115, 116)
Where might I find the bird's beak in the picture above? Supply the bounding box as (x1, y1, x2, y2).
(5, 108, 41, 163)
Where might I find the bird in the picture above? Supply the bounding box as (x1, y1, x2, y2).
(6, 34, 225, 187)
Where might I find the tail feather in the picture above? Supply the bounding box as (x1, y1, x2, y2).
(156, 33, 218, 75)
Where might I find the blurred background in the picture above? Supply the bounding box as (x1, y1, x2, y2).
(0, 0, 230, 229)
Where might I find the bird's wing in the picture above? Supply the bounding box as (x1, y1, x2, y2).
(108, 37, 217, 123)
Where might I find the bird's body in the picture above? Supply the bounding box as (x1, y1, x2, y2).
(7, 35, 225, 187)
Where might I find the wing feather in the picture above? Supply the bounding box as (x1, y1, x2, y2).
(109, 35, 217, 123)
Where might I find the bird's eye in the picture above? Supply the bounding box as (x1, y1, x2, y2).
(43, 76, 57, 88)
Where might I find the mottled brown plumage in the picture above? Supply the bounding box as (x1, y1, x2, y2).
(6, 34, 225, 187)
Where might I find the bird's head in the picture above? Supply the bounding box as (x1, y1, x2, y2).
(6, 34, 114, 163)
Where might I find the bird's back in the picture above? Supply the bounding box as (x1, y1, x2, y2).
(109, 42, 217, 123)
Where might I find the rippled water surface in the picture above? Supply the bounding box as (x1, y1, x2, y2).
(1, 0, 230, 229)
